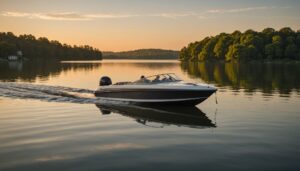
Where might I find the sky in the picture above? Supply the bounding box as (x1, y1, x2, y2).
(0, 0, 300, 51)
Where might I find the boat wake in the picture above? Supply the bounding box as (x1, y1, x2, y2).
(0, 82, 111, 104)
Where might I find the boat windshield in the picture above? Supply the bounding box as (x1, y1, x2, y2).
(134, 73, 182, 84)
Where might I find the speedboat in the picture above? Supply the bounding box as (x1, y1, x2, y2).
(94, 73, 217, 106)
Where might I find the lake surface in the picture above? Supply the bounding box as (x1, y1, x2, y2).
(0, 60, 300, 171)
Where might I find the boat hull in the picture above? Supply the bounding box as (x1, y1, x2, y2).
(94, 88, 216, 106)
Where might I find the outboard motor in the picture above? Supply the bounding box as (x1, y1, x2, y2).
(99, 76, 112, 86)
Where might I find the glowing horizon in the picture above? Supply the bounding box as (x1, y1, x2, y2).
(0, 0, 299, 51)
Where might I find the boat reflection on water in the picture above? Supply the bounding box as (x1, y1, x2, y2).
(96, 104, 216, 129)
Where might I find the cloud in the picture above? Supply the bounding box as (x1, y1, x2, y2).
(1, 11, 207, 21)
(1, 11, 138, 21)
(85, 14, 138, 19)
(1, 5, 290, 21)
(149, 12, 207, 19)
(2, 11, 30, 17)
(150, 12, 195, 18)
(206, 6, 277, 14)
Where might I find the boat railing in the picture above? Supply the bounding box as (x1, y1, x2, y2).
(113, 73, 182, 85)
(145, 73, 181, 81)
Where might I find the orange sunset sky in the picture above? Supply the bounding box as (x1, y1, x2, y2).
(0, 0, 299, 51)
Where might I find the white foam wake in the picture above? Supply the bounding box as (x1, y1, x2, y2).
(0, 82, 104, 104)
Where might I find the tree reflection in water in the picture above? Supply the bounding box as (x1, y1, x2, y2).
(0, 61, 102, 82)
(181, 61, 300, 95)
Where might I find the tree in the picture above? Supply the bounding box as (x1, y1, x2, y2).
(0, 32, 102, 60)
(179, 27, 300, 61)
(285, 44, 298, 59)
(244, 29, 256, 35)
(198, 37, 217, 61)
(262, 28, 275, 35)
(213, 34, 232, 60)
(296, 34, 300, 48)
(247, 45, 260, 59)
(279, 27, 294, 36)
(226, 44, 244, 61)
(272, 35, 282, 44)
(265, 44, 275, 59)
(265, 43, 283, 59)
(0, 41, 17, 57)
(179, 47, 190, 61)
(191, 42, 202, 61)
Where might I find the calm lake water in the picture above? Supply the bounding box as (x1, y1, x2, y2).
(0, 60, 300, 171)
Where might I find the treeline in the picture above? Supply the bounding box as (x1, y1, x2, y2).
(103, 49, 178, 59)
(0, 32, 102, 60)
(180, 27, 300, 61)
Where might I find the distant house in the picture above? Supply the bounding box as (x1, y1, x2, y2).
(7, 50, 23, 61)
(8, 55, 19, 60)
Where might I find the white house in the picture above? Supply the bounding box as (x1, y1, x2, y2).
(8, 55, 19, 61)
(7, 50, 23, 61)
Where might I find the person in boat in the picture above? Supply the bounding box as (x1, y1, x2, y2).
(161, 75, 172, 82)
(152, 75, 160, 83)
(137, 75, 150, 83)
(167, 75, 174, 81)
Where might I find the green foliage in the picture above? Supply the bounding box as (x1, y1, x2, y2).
(285, 44, 298, 59)
(262, 28, 275, 34)
(272, 35, 282, 44)
(180, 27, 300, 61)
(0, 41, 17, 57)
(179, 47, 189, 60)
(0, 32, 102, 60)
(213, 34, 232, 60)
(198, 37, 217, 61)
(265, 42, 282, 59)
(226, 44, 249, 61)
(279, 27, 294, 36)
(296, 34, 300, 45)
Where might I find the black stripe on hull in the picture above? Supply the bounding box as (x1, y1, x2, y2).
(94, 89, 216, 106)
(130, 98, 207, 106)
